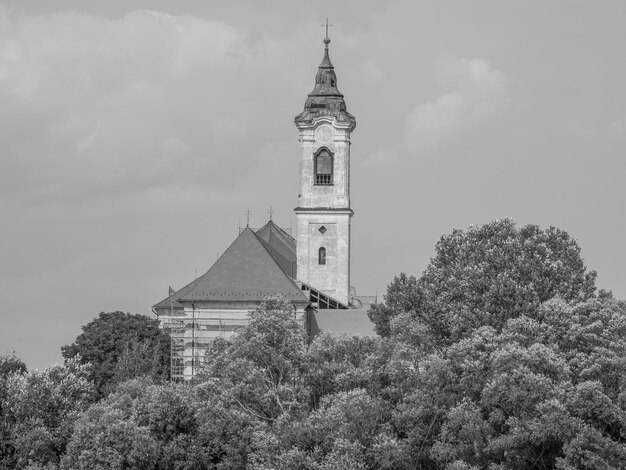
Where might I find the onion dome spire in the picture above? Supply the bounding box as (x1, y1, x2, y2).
(295, 21, 356, 129)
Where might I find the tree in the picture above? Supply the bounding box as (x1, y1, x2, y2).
(112, 337, 167, 386)
(368, 274, 420, 337)
(0, 352, 28, 469)
(370, 219, 598, 345)
(366, 220, 624, 468)
(61, 380, 160, 470)
(249, 389, 393, 470)
(0, 353, 27, 378)
(199, 296, 310, 422)
(62, 377, 261, 470)
(390, 297, 626, 469)
(305, 333, 379, 407)
(62, 311, 170, 396)
(1, 358, 95, 469)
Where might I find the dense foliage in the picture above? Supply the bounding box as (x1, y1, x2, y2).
(368, 219, 600, 345)
(0, 353, 26, 378)
(3, 220, 625, 469)
(0, 358, 95, 469)
(61, 311, 171, 395)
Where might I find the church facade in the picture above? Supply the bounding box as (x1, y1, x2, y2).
(153, 34, 375, 381)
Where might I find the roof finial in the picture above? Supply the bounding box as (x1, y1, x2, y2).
(322, 18, 332, 48)
(267, 206, 275, 221)
(245, 208, 252, 227)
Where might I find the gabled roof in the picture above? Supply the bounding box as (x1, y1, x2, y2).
(164, 228, 307, 304)
(153, 277, 202, 313)
(255, 220, 297, 278)
(256, 220, 296, 247)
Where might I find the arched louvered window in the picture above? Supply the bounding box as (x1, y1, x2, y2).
(318, 247, 326, 265)
(314, 149, 333, 185)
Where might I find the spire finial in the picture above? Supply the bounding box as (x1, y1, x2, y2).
(322, 18, 332, 47)
(245, 209, 252, 227)
(267, 206, 275, 221)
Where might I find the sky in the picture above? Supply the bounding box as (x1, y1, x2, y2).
(1, 1, 625, 369)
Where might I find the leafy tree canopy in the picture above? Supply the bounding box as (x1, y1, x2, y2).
(369, 219, 599, 344)
(62, 376, 261, 470)
(0, 353, 27, 379)
(62, 311, 170, 396)
(6, 293, 623, 469)
(198, 296, 310, 421)
(397, 297, 626, 469)
(0, 357, 95, 469)
(3, 221, 625, 469)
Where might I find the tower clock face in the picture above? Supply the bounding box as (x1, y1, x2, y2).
(315, 124, 334, 144)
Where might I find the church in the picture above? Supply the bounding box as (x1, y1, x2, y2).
(153, 32, 376, 381)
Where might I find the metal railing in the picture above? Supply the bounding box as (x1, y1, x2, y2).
(315, 174, 333, 185)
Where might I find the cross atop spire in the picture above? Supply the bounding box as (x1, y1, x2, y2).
(294, 20, 356, 129)
(245, 209, 252, 227)
(322, 18, 333, 47)
(267, 206, 275, 221)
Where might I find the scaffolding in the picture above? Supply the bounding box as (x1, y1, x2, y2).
(159, 279, 345, 382)
(162, 317, 248, 381)
(162, 320, 185, 381)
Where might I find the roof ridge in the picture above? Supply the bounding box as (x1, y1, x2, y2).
(257, 220, 296, 244)
(257, 237, 292, 275)
(270, 220, 296, 244)
(177, 227, 307, 303)
(249, 229, 302, 292)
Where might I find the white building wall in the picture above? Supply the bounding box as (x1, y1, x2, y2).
(295, 211, 351, 305)
(295, 116, 353, 306)
(159, 303, 308, 380)
(298, 119, 351, 209)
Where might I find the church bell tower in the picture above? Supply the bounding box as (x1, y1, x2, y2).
(294, 30, 356, 307)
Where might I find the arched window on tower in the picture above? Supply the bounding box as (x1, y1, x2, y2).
(314, 149, 333, 185)
(318, 247, 326, 265)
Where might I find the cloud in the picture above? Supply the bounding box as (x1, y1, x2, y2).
(0, 9, 255, 203)
(403, 55, 511, 154)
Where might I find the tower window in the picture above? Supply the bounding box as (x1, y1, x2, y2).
(318, 247, 326, 265)
(314, 149, 333, 185)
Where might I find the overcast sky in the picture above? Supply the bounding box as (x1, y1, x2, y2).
(1, 0, 625, 369)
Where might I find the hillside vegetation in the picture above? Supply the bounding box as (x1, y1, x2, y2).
(1, 220, 625, 470)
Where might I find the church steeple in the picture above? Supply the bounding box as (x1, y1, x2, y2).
(294, 28, 356, 307)
(294, 28, 355, 129)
